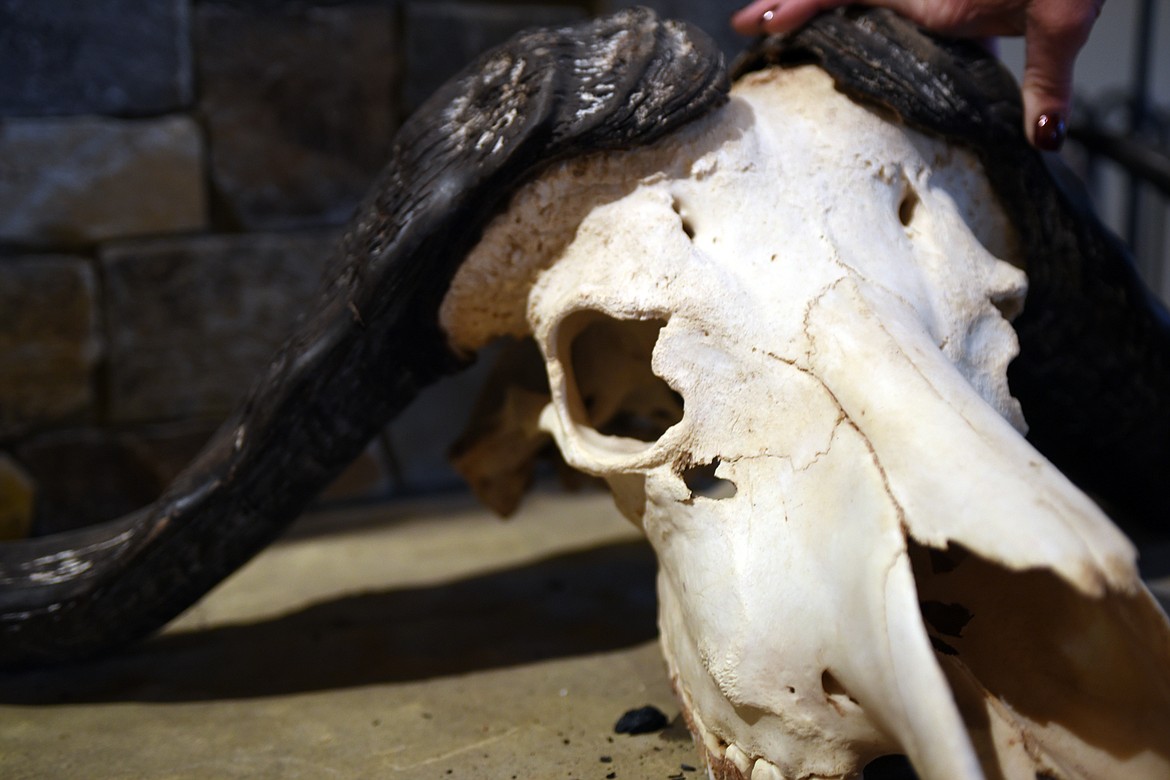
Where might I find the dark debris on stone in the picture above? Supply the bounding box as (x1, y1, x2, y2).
(613, 705, 669, 735)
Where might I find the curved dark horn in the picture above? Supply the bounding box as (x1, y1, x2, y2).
(0, 8, 728, 667)
(735, 8, 1170, 540)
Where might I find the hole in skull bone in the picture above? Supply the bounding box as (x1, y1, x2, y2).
(671, 196, 696, 240)
(563, 312, 683, 443)
(820, 669, 860, 707)
(898, 185, 919, 227)
(680, 457, 737, 500)
(990, 285, 1025, 322)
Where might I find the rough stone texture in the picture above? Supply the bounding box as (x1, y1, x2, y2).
(0, 0, 193, 117)
(0, 255, 100, 438)
(127, 419, 394, 505)
(196, 3, 396, 230)
(0, 453, 34, 541)
(123, 417, 395, 504)
(15, 428, 168, 536)
(0, 491, 1166, 777)
(0, 492, 702, 779)
(14, 423, 392, 535)
(101, 231, 339, 424)
(401, 2, 589, 114)
(0, 116, 207, 246)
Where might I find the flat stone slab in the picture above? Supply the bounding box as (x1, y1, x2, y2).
(196, 2, 396, 229)
(0, 0, 192, 116)
(0, 491, 703, 779)
(0, 116, 206, 246)
(0, 255, 99, 436)
(101, 231, 338, 423)
(0, 490, 1167, 777)
(0, 454, 33, 541)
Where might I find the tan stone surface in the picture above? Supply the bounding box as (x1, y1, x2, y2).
(100, 231, 337, 423)
(0, 491, 705, 779)
(13, 427, 162, 535)
(196, 3, 396, 229)
(0, 453, 33, 540)
(0, 255, 100, 437)
(0, 116, 206, 246)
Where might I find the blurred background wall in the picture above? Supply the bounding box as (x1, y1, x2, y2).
(1000, 0, 1170, 302)
(0, 0, 1166, 539)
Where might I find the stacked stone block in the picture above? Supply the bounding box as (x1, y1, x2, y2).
(0, 0, 745, 537)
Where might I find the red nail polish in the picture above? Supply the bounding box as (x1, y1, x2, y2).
(1035, 113, 1066, 151)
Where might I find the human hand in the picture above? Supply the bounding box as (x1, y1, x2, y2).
(731, 0, 1106, 151)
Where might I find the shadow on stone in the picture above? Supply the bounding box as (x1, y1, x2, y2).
(0, 540, 658, 704)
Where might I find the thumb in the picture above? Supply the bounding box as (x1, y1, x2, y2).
(1020, 1, 1100, 150)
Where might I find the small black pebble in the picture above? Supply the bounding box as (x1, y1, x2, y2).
(606, 774, 616, 780)
(681, 765, 696, 772)
(600, 756, 613, 763)
(614, 705, 670, 735)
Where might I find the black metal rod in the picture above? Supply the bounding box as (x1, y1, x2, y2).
(1123, 0, 1157, 247)
(1070, 124, 1170, 197)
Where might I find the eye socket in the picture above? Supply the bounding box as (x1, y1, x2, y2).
(559, 310, 683, 448)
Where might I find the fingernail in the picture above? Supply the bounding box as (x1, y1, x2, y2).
(1034, 113, 1066, 151)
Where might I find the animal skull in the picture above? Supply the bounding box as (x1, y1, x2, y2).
(2, 11, 1166, 777)
(442, 65, 1170, 780)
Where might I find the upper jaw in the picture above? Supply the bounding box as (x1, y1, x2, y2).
(640, 279, 1163, 780)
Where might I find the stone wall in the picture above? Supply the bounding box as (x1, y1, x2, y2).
(0, 0, 745, 537)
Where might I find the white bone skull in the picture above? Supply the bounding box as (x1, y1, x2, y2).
(441, 66, 1170, 780)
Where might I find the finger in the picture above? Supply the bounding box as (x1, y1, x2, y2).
(731, 0, 780, 35)
(731, 0, 971, 37)
(1020, 0, 1101, 149)
(731, 0, 851, 36)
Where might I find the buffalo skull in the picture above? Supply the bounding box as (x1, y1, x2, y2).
(441, 61, 1170, 780)
(2, 8, 1169, 780)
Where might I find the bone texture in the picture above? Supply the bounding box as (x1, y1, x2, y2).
(736, 7, 1170, 542)
(443, 63, 1170, 780)
(0, 9, 1167, 778)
